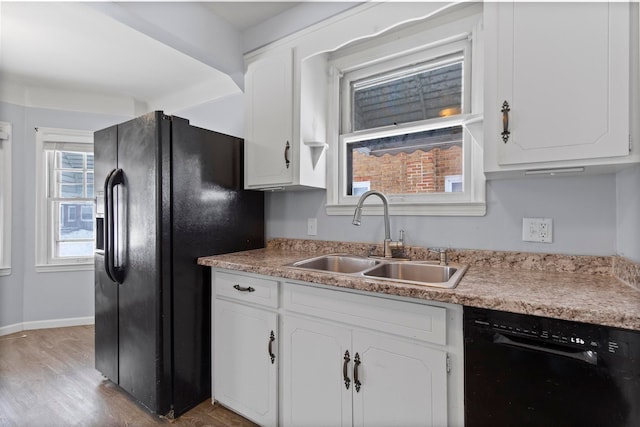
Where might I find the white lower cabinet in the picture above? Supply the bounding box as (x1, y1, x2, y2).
(281, 315, 351, 427)
(213, 271, 279, 426)
(281, 314, 448, 427)
(212, 270, 463, 427)
(352, 330, 448, 427)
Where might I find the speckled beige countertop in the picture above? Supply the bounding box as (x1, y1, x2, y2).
(198, 239, 640, 331)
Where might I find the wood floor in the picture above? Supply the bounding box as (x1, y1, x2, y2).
(0, 326, 257, 426)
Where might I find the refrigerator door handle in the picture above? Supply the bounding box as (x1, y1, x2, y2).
(106, 168, 125, 284)
(103, 169, 116, 283)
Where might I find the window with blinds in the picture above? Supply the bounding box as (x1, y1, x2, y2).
(46, 147, 94, 259)
(36, 128, 94, 270)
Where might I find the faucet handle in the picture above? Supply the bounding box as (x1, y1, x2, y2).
(429, 247, 448, 266)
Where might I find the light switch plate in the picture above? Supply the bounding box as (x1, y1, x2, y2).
(307, 218, 318, 236)
(522, 217, 553, 243)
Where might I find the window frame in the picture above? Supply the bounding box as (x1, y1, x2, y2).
(325, 7, 485, 216)
(35, 127, 95, 272)
(0, 122, 12, 276)
(340, 41, 471, 135)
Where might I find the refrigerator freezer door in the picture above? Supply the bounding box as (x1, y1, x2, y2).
(94, 125, 119, 384)
(115, 112, 172, 415)
(94, 253, 118, 382)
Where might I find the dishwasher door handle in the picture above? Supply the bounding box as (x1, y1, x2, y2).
(493, 333, 598, 366)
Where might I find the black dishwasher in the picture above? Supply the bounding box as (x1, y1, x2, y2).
(464, 306, 640, 427)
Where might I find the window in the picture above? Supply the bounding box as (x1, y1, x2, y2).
(326, 6, 485, 216)
(0, 122, 11, 276)
(35, 127, 94, 271)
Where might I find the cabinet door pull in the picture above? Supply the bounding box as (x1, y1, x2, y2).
(233, 284, 255, 292)
(501, 101, 511, 143)
(343, 350, 351, 390)
(354, 352, 361, 392)
(268, 330, 276, 364)
(284, 141, 291, 169)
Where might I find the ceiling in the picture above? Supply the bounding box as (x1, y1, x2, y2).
(0, 1, 301, 114)
(205, 2, 300, 31)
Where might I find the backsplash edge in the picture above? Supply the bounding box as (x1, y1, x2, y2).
(613, 256, 640, 290)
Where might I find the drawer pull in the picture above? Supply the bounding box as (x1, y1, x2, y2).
(233, 284, 255, 292)
(268, 330, 276, 364)
(354, 352, 361, 392)
(343, 350, 351, 390)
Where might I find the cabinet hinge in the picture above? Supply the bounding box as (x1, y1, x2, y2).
(446, 354, 451, 374)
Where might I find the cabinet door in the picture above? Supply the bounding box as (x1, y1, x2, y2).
(281, 315, 352, 427)
(245, 49, 294, 188)
(352, 331, 448, 427)
(490, 2, 629, 165)
(214, 300, 278, 427)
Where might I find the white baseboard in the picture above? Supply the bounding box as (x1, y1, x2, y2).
(0, 316, 94, 337)
(0, 323, 23, 337)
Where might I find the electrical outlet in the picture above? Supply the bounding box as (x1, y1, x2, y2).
(307, 218, 318, 236)
(522, 217, 553, 243)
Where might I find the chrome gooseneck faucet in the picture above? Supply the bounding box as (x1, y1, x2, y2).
(352, 190, 404, 258)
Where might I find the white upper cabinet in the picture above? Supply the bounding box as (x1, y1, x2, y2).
(484, 2, 638, 176)
(244, 48, 328, 191)
(245, 49, 295, 189)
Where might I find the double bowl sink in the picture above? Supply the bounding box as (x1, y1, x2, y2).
(287, 254, 468, 289)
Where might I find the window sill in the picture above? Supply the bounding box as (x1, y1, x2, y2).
(35, 263, 94, 273)
(325, 201, 486, 216)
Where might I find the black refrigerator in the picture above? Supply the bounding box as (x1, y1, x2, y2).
(93, 111, 264, 418)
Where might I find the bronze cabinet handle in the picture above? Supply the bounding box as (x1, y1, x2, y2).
(233, 284, 255, 292)
(501, 101, 511, 143)
(354, 352, 361, 392)
(268, 330, 275, 364)
(343, 350, 351, 390)
(284, 141, 291, 169)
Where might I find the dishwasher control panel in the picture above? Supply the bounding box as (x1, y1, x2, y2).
(465, 307, 637, 358)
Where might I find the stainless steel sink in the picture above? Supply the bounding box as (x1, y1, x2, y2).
(289, 254, 381, 274)
(288, 254, 468, 289)
(362, 261, 467, 289)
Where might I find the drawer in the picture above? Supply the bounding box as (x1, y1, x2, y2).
(214, 270, 279, 308)
(283, 282, 446, 346)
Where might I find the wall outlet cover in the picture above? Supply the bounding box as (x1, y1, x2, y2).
(522, 217, 553, 243)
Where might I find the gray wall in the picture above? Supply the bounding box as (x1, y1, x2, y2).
(174, 93, 245, 138)
(616, 165, 640, 263)
(266, 173, 622, 257)
(0, 102, 131, 329)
